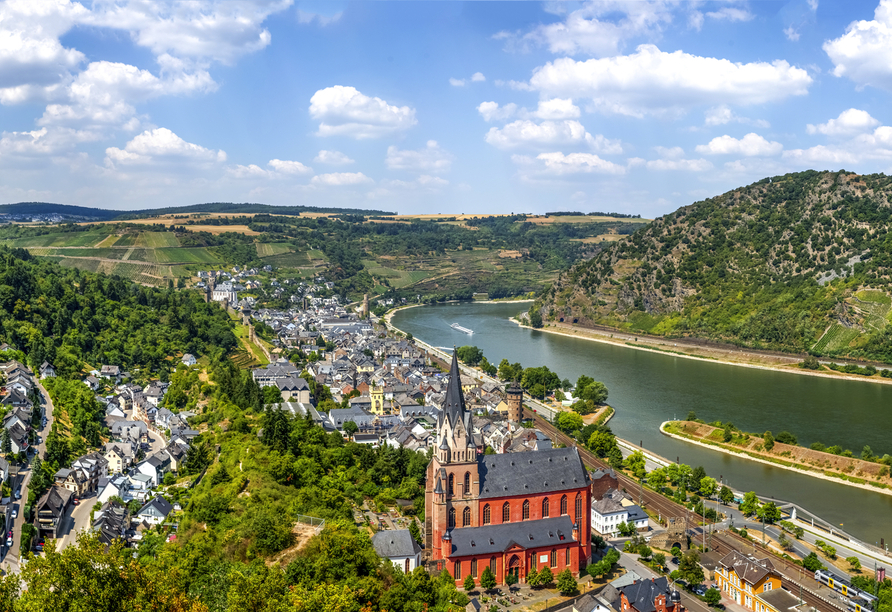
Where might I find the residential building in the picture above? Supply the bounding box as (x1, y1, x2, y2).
(715, 551, 783, 611)
(618, 577, 685, 612)
(372, 529, 423, 574)
(35, 485, 73, 539)
(136, 495, 173, 525)
(181, 354, 197, 366)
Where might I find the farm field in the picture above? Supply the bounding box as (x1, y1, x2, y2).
(812, 322, 862, 353)
(256, 243, 292, 257)
(152, 247, 221, 264)
(142, 232, 181, 248)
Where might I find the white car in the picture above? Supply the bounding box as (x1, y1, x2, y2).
(10, 509, 16, 519)
(5, 537, 11, 548)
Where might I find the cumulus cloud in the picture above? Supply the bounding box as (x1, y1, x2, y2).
(512, 151, 626, 176)
(471, 72, 486, 82)
(705, 7, 754, 22)
(297, 9, 342, 26)
(527, 44, 812, 117)
(451, 72, 486, 87)
(477, 101, 519, 122)
(495, 1, 675, 57)
(309, 86, 417, 139)
(385, 141, 454, 173)
(314, 150, 354, 165)
(105, 127, 226, 167)
(0, 126, 99, 159)
(268, 159, 313, 174)
(784, 123, 892, 165)
(806, 108, 880, 136)
(227, 158, 313, 179)
(704, 105, 770, 128)
(477, 99, 581, 123)
(486, 120, 589, 149)
(83, 0, 292, 65)
(645, 157, 713, 171)
(695, 133, 783, 156)
(824, 0, 892, 90)
(310, 172, 373, 186)
(449, 78, 466, 87)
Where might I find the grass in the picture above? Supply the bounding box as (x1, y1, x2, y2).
(154, 248, 222, 264)
(143, 232, 181, 248)
(256, 243, 292, 257)
(232, 317, 269, 365)
(263, 251, 312, 267)
(813, 323, 861, 353)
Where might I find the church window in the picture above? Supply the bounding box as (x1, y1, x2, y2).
(522, 500, 529, 520)
(575, 494, 582, 523)
(448, 474, 454, 496)
(560, 495, 568, 515)
(502, 502, 510, 523)
(566, 547, 570, 565)
(550, 549, 557, 568)
(483, 504, 491, 525)
(471, 558, 478, 577)
(542, 497, 549, 518)
(449, 508, 456, 528)
(463, 507, 471, 527)
(455, 561, 461, 580)
(405, 559, 410, 573)
(490, 557, 497, 574)
(464, 472, 470, 495)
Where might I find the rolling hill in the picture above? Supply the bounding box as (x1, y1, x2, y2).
(535, 170, 892, 362)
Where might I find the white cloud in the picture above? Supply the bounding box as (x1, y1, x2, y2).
(386, 141, 454, 173)
(314, 150, 354, 165)
(105, 127, 226, 167)
(297, 9, 342, 26)
(528, 44, 812, 117)
(495, 1, 675, 57)
(268, 159, 313, 174)
(227, 163, 270, 179)
(310, 172, 373, 186)
(379, 175, 449, 190)
(645, 157, 713, 171)
(0, 0, 88, 104)
(784, 26, 801, 41)
(704, 105, 770, 128)
(451, 72, 486, 87)
(824, 0, 892, 91)
(782, 145, 859, 165)
(449, 78, 466, 87)
(784, 123, 892, 165)
(806, 108, 880, 136)
(513, 151, 626, 176)
(309, 85, 417, 139)
(477, 99, 580, 123)
(228, 158, 313, 179)
(83, 0, 292, 65)
(471, 72, 486, 82)
(0, 126, 99, 159)
(705, 7, 754, 22)
(535, 98, 581, 120)
(695, 133, 783, 156)
(477, 102, 518, 122)
(485, 120, 591, 150)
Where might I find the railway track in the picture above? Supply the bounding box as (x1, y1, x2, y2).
(526, 410, 846, 612)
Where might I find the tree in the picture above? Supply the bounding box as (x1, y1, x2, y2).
(557, 569, 577, 595)
(638, 545, 652, 560)
(679, 551, 705, 587)
(763, 431, 775, 451)
(719, 486, 734, 505)
(576, 378, 608, 404)
(653, 553, 666, 570)
(343, 421, 359, 440)
(526, 568, 540, 587)
(537, 566, 553, 587)
(722, 424, 733, 442)
(624, 451, 647, 479)
(686, 411, 697, 421)
(556, 411, 583, 433)
(0, 428, 9, 455)
(648, 467, 667, 489)
(699, 477, 718, 498)
(408, 521, 422, 544)
(617, 522, 636, 537)
(689, 466, 706, 491)
(463, 575, 475, 592)
(704, 588, 722, 606)
(529, 310, 543, 328)
(608, 447, 624, 470)
(588, 430, 618, 457)
(456, 346, 484, 366)
(739, 491, 759, 516)
(480, 566, 497, 591)
(776, 431, 798, 445)
(847, 556, 862, 571)
(802, 553, 824, 571)
(758, 502, 781, 524)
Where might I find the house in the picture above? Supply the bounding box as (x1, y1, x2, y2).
(715, 551, 783, 611)
(92, 500, 129, 547)
(164, 443, 188, 472)
(103, 443, 136, 474)
(591, 489, 648, 537)
(372, 529, 423, 574)
(136, 495, 173, 525)
(84, 376, 101, 391)
(1, 389, 32, 411)
(100, 365, 121, 380)
(276, 376, 311, 403)
(7, 423, 28, 455)
(181, 354, 197, 366)
(97, 475, 131, 504)
(135, 452, 171, 486)
(756, 588, 814, 612)
(54, 467, 90, 496)
(34, 485, 73, 539)
(618, 577, 685, 612)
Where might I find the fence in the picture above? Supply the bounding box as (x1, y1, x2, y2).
(296, 514, 326, 535)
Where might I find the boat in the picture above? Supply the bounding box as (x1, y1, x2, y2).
(450, 323, 473, 335)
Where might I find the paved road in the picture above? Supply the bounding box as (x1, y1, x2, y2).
(57, 496, 95, 550)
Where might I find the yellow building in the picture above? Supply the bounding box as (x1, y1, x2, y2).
(715, 551, 782, 611)
(370, 385, 385, 415)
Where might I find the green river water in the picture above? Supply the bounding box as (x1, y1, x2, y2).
(392, 301, 892, 545)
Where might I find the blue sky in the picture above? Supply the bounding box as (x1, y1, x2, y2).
(2, 0, 892, 217)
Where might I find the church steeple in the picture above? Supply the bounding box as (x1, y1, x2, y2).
(444, 348, 467, 426)
(436, 348, 475, 463)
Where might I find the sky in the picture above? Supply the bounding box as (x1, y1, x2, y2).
(2, 0, 892, 217)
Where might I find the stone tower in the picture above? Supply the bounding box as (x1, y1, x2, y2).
(506, 383, 523, 424)
(363, 293, 370, 319)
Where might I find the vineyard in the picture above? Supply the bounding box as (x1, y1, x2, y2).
(852, 290, 892, 332)
(812, 322, 861, 354)
(256, 243, 292, 257)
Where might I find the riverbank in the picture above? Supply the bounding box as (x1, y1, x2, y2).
(510, 318, 892, 387)
(660, 421, 892, 498)
(384, 299, 534, 328)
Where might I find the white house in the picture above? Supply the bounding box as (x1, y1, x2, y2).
(591, 494, 649, 537)
(136, 495, 173, 525)
(371, 529, 422, 574)
(181, 354, 197, 366)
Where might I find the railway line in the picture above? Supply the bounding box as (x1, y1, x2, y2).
(525, 409, 846, 612)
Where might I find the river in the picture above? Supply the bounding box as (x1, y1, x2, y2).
(393, 301, 892, 545)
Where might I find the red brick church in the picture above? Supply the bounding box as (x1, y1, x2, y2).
(425, 351, 592, 585)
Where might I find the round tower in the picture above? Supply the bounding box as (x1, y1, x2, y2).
(506, 383, 522, 423)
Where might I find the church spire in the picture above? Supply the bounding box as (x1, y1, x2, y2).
(444, 348, 467, 426)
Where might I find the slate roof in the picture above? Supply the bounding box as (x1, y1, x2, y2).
(36, 485, 72, 517)
(372, 529, 422, 558)
(756, 588, 803, 611)
(439, 350, 472, 434)
(592, 497, 626, 515)
(477, 446, 589, 499)
(138, 495, 173, 518)
(446, 515, 575, 557)
(719, 550, 776, 586)
(619, 577, 673, 612)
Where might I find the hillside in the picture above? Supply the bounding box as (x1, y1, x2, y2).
(536, 170, 892, 362)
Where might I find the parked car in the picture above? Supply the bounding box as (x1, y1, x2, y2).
(11, 508, 17, 518)
(14, 489, 21, 500)
(5, 537, 11, 548)
(73, 498, 80, 505)
(695, 586, 707, 596)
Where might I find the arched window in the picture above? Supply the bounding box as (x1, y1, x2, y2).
(575, 493, 582, 523)
(560, 494, 568, 515)
(565, 547, 570, 565)
(448, 507, 456, 528)
(455, 561, 462, 580)
(550, 549, 557, 568)
(542, 497, 550, 518)
(464, 472, 471, 495)
(463, 507, 471, 527)
(502, 502, 510, 523)
(448, 474, 454, 496)
(405, 558, 410, 573)
(483, 504, 491, 525)
(522, 499, 530, 520)
(471, 558, 478, 577)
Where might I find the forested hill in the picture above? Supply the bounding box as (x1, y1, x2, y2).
(536, 170, 892, 362)
(0, 247, 236, 375)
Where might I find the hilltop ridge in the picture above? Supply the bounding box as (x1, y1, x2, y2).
(536, 170, 892, 362)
